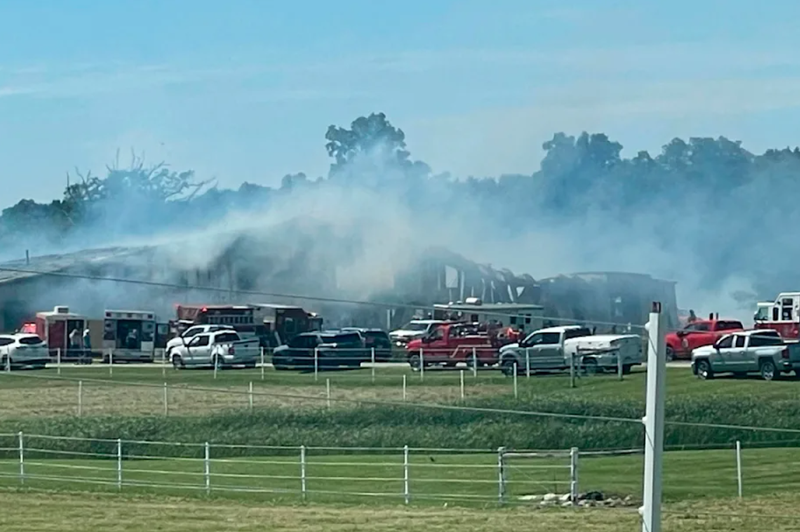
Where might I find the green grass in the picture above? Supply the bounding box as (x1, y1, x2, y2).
(0, 446, 795, 505)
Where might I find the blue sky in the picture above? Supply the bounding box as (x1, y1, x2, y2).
(2, 0, 800, 208)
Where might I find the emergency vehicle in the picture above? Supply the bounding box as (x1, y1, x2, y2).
(101, 309, 158, 363)
(754, 293, 800, 338)
(29, 306, 91, 363)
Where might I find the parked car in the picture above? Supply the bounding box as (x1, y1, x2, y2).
(0, 334, 51, 369)
(272, 331, 365, 370)
(405, 323, 498, 369)
(170, 330, 260, 369)
(498, 325, 643, 376)
(166, 324, 235, 357)
(691, 329, 800, 381)
(665, 319, 744, 360)
(341, 328, 393, 361)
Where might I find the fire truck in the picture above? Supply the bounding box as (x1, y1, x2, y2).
(29, 306, 91, 363)
(173, 304, 323, 347)
(754, 293, 800, 338)
(100, 309, 159, 363)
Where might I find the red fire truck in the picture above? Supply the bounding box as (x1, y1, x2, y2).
(754, 293, 800, 338)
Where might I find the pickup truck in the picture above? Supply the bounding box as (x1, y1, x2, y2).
(498, 325, 643, 376)
(390, 320, 447, 347)
(170, 330, 260, 369)
(691, 329, 800, 381)
(405, 323, 498, 369)
(665, 319, 744, 360)
(166, 324, 235, 357)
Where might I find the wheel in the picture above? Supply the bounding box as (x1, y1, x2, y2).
(666, 346, 675, 361)
(499, 357, 518, 377)
(0, 356, 8, 370)
(760, 359, 777, 381)
(695, 359, 713, 380)
(408, 353, 422, 370)
(172, 355, 185, 370)
(582, 358, 599, 376)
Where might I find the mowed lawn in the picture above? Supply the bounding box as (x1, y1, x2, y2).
(0, 446, 796, 504)
(0, 490, 797, 532)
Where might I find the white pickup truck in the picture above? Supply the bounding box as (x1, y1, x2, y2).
(165, 324, 235, 357)
(497, 325, 643, 376)
(692, 329, 800, 381)
(170, 330, 260, 370)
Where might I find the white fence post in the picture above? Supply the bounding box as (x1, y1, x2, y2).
(617, 348, 624, 381)
(204, 442, 211, 495)
(300, 445, 307, 501)
(570, 447, 579, 505)
(260, 348, 265, 381)
(249, 382, 254, 412)
(513, 363, 518, 399)
(371, 348, 376, 383)
(117, 438, 123, 490)
(525, 348, 530, 378)
(497, 446, 506, 504)
(569, 351, 576, 389)
(472, 347, 478, 378)
(420, 349, 424, 382)
(403, 445, 410, 505)
(213, 355, 218, 380)
(402, 375, 407, 402)
(460, 370, 465, 401)
(326, 378, 331, 409)
(5, 353, 10, 372)
(736, 441, 743, 498)
(641, 302, 666, 532)
(161, 349, 166, 378)
(77, 380, 83, 417)
(57, 348, 61, 375)
(163, 382, 168, 416)
(314, 349, 319, 382)
(18, 431, 24, 485)
(109, 350, 113, 376)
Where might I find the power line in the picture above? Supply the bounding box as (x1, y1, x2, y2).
(0, 265, 647, 330)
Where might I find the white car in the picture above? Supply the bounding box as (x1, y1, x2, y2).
(0, 334, 50, 369)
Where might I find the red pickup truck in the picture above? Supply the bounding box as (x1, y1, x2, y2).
(405, 323, 499, 369)
(665, 319, 744, 360)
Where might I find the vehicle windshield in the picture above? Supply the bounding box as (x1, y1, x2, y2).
(403, 322, 430, 332)
(754, 306, 770, 321)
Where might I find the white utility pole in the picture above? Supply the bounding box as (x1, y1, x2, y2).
(641, 302, 666, 532)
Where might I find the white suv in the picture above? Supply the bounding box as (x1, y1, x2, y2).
(0, 334, 50, 370)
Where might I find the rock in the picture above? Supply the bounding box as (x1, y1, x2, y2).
(518, 495, 540, 502)
(543, 493, 558, 502)
(559, 493, 571, 502)
(561, 501, 573, 508)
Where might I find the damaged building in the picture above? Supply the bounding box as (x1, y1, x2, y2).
(0, 225, 679, 333)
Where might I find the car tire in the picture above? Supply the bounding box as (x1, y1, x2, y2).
(696, 359, 713, 380)
(172, 355, 185, 370)
(499, 357, 519, 377)
(408, 353, 422, 371)
(666, 346, 675, 361)
(0, 356, 9, 370)
(760, 359, 778, 381)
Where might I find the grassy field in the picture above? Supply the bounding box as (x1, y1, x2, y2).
(0, 490, 796, 532)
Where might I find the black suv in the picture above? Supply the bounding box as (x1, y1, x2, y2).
(272, 331, 365, 370)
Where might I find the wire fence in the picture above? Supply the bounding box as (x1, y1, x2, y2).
(0, 432, 794, 509)
(0, 432, 578, 506)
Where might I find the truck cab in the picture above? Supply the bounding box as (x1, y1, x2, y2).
(405, 323, 496, 369)
(665, 318, 744, 360)
(753, 292, 800, 338)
